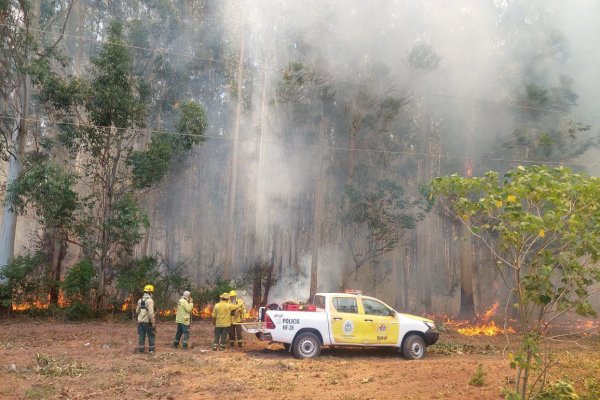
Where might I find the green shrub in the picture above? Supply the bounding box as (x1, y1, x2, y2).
(0, 252, 49, 311)
(116, 256, 192, 314)
(535, 380, 580, 400)
(190, 279, 234, 307)
(62, 259, 95, 320)
(468, 364, 486, 387)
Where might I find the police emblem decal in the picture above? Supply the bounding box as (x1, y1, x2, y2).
(378, 323, 387, 333)
(343, 320, 354, 335)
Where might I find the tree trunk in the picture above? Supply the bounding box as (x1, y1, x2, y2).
(0, 121, 26, 268)
(224, 36, 245, 281)
(0, 1, 40, 269)
(48, 227, 67, 305)
(309, 113, 327, 300)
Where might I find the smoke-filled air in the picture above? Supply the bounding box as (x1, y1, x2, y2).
(3, 1, 600, 399)
(2, 0, 600, 315)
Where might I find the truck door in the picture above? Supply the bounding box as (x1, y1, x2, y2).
(359, 298, 400, 345)
(329, 296, 365, 344)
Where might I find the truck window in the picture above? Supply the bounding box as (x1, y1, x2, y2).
(362, 298, 393, 316)
(332, 297, 358, 314)
(314, 295, 325, 309)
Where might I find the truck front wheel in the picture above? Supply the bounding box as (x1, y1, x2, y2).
(292, 332, 321, 359)
(402, 334, 426, 360)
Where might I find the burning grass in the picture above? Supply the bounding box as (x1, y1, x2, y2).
(431, 303, 516, 337)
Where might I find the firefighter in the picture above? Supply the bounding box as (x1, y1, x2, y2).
(173, 290, 193, 349)
(135, 284, 156, 353)
(229, 290, 246, 349)
(211, 293, 240, 351)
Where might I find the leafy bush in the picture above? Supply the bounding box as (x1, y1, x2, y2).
(0, 252, 49, 311)
(62, 259, 95, 320)
(534, 380, 580, 400)
(116, 256, 192, 313)
(190, 279, 234, 307)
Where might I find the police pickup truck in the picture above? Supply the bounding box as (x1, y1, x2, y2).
(246, 291, 439, 359)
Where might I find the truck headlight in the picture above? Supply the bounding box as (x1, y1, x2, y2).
(424, 321, 436, 330)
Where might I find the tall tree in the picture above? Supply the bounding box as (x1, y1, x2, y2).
(54, 22, 207, 307)
(0, 0, 41, 268)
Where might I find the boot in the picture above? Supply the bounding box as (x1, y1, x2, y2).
(172, 342, 179, 349)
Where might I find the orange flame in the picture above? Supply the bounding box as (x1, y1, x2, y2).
(427, 302, 516, 336)
(457, 303, 515, 336)
(11, 290, 67, 311)
(159, 308, 175, 317)
(244, 307, 258, 320)
(199, 304, 213, 318)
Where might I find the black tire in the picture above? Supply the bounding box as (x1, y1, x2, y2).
(292, 332, 321, 359)
(402, 334, 426, 360)
(283, 343, 291, 352)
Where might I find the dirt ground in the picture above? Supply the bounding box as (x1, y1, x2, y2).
(0, 318, 598, 400)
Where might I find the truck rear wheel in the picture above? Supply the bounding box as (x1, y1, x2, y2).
(292, 332, 321, 359)
(402, 334, 426, 360)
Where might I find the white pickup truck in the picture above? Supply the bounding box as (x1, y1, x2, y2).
(246, 292, 439, 359)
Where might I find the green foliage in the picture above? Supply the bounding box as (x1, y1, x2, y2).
(173, 101, 208, 150)
(116, 257, 192, 312)
(129, 101, 207, 189)
(432, 165, 600, 398)
(89, 22, 147, 129)
(129, 132, 173, 189)
(0, 253, 48, 309)
(105, 193, 149, 258)
(343, 179, 433, 271)
(534, 380, 580, 400)
(62, 259, 95, 320)
(191, 279, 235, 306)
(502, 388, 524, 400)
(5, 160, 79, 230)
(468, 364, 487, 387)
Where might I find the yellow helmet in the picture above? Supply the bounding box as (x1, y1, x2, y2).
(144, 284, 154, 293)
(229, 290, 237, 297)
(220, 293, 230, 300)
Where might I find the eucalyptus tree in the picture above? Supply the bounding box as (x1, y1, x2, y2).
(5, 158, 79, 305)
(40, 22, 208, 307)
(0, 0, 42, 268)
(492, 0, 596, 167)
(342, 179, 432, 284)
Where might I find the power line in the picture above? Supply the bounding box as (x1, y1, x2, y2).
(0, 114, 584, 167)
(2, 22, 600, 123)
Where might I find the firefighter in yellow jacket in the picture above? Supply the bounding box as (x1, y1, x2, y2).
(173, 290, 193, 349)
(229, 290, 246, 349)
(135, 284, 156, 353)
(212, 293, 240, 351)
